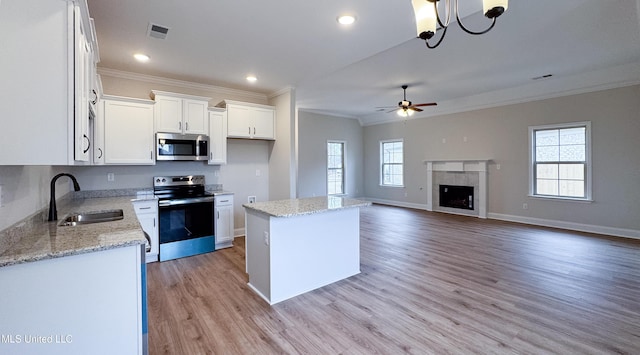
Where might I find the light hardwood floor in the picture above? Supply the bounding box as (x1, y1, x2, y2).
(147, 204, 640, 354)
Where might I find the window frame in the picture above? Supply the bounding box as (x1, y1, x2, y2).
(528, 121, 592, 201)
(380, 139, 404, 187)
(327, 140, 346, 196)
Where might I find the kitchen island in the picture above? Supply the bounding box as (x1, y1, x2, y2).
(243, 196, 371, 305)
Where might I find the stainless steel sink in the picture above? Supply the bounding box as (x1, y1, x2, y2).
(58, 209, 124, 226)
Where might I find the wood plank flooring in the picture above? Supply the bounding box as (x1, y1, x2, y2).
(147, 204, 640, 354)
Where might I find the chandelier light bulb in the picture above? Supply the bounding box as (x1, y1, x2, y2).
(412, 0, 509, 48)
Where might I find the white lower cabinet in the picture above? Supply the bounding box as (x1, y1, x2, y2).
(132, 199, 159, 263)
(215, 195, 234, 249)
(103, 96, 155, 164)
(0, 245, 145, 354)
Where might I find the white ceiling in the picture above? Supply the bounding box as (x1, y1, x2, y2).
(88, 0, 640, 126)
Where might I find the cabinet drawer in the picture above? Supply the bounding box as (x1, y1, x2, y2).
(214, 196, 233, 206)
(132, 200, 158, 214)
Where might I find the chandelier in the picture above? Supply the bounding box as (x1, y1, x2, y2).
(411, 0, 508, 48)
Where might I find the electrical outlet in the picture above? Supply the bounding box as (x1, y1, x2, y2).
(248, 196, 256, 204)
(107, 173, 115, 182)
(496, 164, 501, 170)
(523, 203, 528, 210)
(263, 231, 269, 246)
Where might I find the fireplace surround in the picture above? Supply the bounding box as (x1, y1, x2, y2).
(424, 160, 490, 218)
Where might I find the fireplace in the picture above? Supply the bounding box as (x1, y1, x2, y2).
(439, 185, 474, 210)
(424, 160, 490, 218)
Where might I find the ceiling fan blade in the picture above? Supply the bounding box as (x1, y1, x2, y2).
(412, 102, 438, 107)
(386, 108, 399, 113)
(409, 107, 423, 112)
(376, 106, 399, 109)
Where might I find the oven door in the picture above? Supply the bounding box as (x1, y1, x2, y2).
(158, 196, 214, 261)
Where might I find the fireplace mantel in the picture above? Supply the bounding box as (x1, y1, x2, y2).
(424, 159, 491, 218)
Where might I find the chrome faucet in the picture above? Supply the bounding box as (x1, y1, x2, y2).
(48, 173, 81, 221)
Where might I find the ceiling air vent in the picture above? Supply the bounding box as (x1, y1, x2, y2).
(147, 23, 170, 39)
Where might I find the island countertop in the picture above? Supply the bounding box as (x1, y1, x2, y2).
(242, 196, 371, 218)
(0, 196, 147, 268)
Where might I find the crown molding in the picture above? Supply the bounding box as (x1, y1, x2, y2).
(268, 86, 296, 99)
(97, 67, 268, 101)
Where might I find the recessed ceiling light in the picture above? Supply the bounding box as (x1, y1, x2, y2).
(133, 53, 150, 63)
(337, 15, 356, 25)
(246, 75, 257, 83)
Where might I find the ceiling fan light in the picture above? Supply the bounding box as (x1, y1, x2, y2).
(483, 0, 508, 18)
(412, 0, 437, 38)
(397, 109, 408, 117)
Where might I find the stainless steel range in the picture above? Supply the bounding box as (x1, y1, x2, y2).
(154, 175, 215, 261)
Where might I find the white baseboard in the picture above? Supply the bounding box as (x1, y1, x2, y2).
(234, 227, 245, 238)
(363, 197, 640, 240)
(488, 213, 640, 240)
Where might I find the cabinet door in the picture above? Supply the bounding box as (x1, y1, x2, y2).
(93, 96, 105, 165)
(104, 99, 155, 164)
(183, 99, 208, 134)
(154, 95, 182, 133)
(226, 105, 253, 138)
(252, 107, 276, 140)
(137, 212, 158, 263)
(208, 110, 227, 164)
(73, 6, 91, 162)
(215, 204, 234, 246)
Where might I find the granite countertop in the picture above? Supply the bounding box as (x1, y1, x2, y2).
(243, 196, 371, 218)
(0, 196, 146, 268)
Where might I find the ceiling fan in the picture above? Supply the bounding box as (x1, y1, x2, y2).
(378, 85, 437, 117)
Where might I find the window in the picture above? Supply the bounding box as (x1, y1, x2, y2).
(327, 141, 345, 195)
(380, 140, 404, 186)
(529, 122, 591, 200)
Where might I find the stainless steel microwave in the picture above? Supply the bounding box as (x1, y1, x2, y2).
(156, 133, 209, 161)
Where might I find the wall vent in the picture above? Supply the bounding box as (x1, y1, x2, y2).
(147, 23, 170, 39)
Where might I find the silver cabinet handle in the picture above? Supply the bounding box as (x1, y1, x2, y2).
(179, 121, 182, 130)
(97, 147, 103, 159)
(248, 127, 251, 135)
(254, 127, 256, 135)
(139, 206, 151, 210)
(185, 122, 189, 131)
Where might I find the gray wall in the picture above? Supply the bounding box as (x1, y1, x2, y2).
(0, 166, 69, 230)
(364, 85, 640, 234)
(298, 111, 364, 198)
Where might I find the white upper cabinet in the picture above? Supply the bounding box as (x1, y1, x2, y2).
(219, 100, 276, 140)
(208, 108, 228, 165)
(0, 0, 99, 165)
(152, 91, 210, 135)
(103, 96, 155, 165)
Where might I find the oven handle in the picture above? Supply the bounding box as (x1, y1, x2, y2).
(158, 196, 215, 207)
